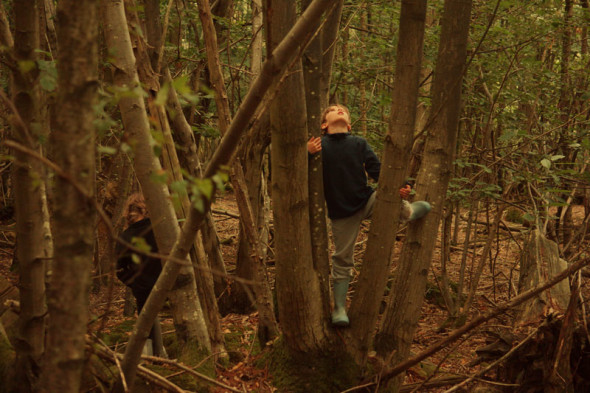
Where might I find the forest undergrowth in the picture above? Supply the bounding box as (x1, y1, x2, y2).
(1, 190, 589, 392)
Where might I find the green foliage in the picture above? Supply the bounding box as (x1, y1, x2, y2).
(186, 169, 228, 213)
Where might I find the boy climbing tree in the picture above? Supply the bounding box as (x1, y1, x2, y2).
(308, 104, 431, 326)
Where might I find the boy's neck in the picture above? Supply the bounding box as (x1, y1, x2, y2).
(327, 125, 349, 134)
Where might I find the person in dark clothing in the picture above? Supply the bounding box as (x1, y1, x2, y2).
(115, 193, 166, 357)
(307, 104, 431, 326)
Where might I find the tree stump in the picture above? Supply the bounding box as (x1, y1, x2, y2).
(517, 229, 570, 322)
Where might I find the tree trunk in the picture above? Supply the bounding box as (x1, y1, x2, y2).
(233, 0, 271, 316)
(320, 0, 343, 108)
(162, 67, 228, 298)
(268, 0, 328, 353)
(517, 229, 571, 323)
(41, 1, 99, 392)
(11, 2, 48, 391)
(102, 0, 211, 355)
(302, 0, 332, 321)
(347, 0, 427, 361)
(376, 1, 473, 390)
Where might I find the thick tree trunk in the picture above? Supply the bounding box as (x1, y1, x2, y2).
(102, 0, 211, 354)
(376, 1, 473, 391)
(11, 2, 48, 391)
(268, 0, 328, 353)
(346, 0, 427, 361)
(41, 1, 99, 392)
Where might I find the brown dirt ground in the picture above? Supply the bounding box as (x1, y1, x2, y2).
(1, 192, 589, 392)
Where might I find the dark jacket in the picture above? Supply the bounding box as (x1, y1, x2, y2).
(320, 133, 381, 219)
(115, 218, 162, 291)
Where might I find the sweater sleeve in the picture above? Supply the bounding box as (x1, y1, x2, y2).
(363, 140, 381, 181)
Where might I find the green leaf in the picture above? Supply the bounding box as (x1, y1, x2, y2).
(154, 83, 170, 107)
(18, 60, 36, 73)
(540, 158, 551, 169)
(149, 170, 168, 185)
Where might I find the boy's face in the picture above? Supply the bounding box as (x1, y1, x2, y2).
(322, 105, 351, 132)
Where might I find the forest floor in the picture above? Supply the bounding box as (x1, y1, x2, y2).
(1, 191, 589, 392)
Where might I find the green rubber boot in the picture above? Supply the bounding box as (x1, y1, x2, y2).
(332, 279, 350, 327)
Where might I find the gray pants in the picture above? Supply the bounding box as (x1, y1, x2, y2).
(331, 193, 420, 281)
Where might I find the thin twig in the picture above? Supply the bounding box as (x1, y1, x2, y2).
(442, 327, 539, 393)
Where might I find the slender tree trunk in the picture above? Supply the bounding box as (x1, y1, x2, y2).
(320, 0, 343, 109)
(268, 0, 328, 353)
(11, 2, 47, 391)
(346, 0, 428, 362)
(233, 0, 271, 315)
(376, 1, 473, 391)
(102, 0, 211, 354)
(303, 0, 332, 321)
(162, 67, 228, 296)
(41, 1, 99, 392)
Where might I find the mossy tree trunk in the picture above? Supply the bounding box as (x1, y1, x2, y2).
(40, 1, 99, 392)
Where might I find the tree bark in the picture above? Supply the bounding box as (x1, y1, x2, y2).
(303, 0, 332, 321)
(233, 0, 271, 316)
(41, 1, 99, 392)
(11, 1, 48, 391)
(346, 0, 427, 361)
(268, 0, 328, 353)
(376, 1, 473, 391)
(162, 67, 228, 297)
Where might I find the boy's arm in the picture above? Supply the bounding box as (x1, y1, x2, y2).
(363, 140, 381, 180)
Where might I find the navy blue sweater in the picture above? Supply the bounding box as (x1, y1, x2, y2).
(320, 133, 381, 219)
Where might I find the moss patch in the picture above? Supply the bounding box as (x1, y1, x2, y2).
(262, 339, 361, 393)
(100, 318, 136, 349)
